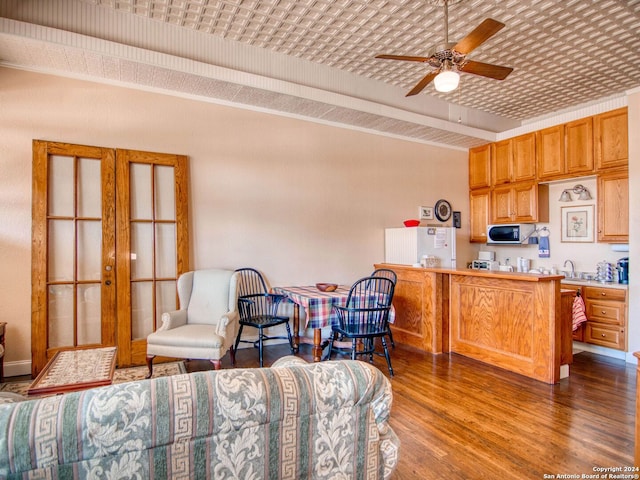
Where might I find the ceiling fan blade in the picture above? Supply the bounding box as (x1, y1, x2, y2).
(376, 54, 431, 63)
(453, 18, 505, 55)
(460, 60, 513, 80)
(406, 70, 439, 97)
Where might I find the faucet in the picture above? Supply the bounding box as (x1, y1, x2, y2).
(563, 260, 575, 277)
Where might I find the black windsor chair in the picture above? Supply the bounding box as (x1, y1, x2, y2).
(326, 276, 395, 376)
(370, 268, 398, 348)
(234, 268, 294, 367)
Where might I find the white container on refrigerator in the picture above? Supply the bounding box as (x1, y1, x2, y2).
(384, 227, 457, 268)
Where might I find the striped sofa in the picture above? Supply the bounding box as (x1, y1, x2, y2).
(0, 357, 399, 479)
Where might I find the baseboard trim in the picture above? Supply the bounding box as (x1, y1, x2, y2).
(3, 360, 31, 379)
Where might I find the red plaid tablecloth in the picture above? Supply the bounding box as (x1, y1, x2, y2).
(273, 285, 395, 329)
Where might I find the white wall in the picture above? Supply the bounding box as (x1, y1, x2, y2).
(0, 67, 471, 374)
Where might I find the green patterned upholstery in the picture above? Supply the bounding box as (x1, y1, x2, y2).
(0, 358, 399, 479)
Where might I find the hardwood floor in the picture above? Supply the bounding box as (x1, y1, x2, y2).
(189, 342, 637, 479)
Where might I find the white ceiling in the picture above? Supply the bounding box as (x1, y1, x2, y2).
(1, 0, 639, 149)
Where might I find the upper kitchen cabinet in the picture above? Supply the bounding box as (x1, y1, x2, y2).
(491, 133, 536, 186)
(512, 133, 537, 182)
(469, 188, 490, 243)
(537, 119, 594, 180)
(565, 117, 594, 175)
(597, 169, 629, 243)
(536, 125, 564, 180)
(491, 182, 549, 224)
(594, 108, 628, 171)
(469, 144, 491, 189)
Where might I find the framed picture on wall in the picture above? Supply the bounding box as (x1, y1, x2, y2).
(419, 206, 434, 220)
(561, 205, 594, 243)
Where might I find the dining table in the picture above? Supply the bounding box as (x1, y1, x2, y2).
(272, 285, 394, 362)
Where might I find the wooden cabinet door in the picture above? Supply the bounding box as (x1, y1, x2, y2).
(536, 125, 565, 180)
(512, 182, 540, 223)
(469, 144, 491, 189)
(594, 107, 628, 171)
(565, 117, 594, 175)
(469, 189, 490, 243)
(512, 133, 537, 182)
(491, 185, 513, 223)
(491, 139, 512, 186)
(597, 169, 629, 243)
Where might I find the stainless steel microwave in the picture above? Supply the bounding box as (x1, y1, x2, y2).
(486, 224, 535, 244)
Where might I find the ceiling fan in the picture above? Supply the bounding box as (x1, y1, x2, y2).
(375, 0, 513, 96)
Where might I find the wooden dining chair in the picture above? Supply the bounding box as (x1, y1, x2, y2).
(327, 276, 395, 376)
(234, 268, 294, 367)
(371, 268, 397, 348)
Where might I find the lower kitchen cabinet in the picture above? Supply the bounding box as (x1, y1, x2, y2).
(374, 264, 447, 354)
(582, 285, 627, 351)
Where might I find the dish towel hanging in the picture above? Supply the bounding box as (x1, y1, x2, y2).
(538, 229, 550, 258)
(572, 293, 588, 331)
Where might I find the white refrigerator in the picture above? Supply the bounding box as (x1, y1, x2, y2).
(384, 227, 457, 268)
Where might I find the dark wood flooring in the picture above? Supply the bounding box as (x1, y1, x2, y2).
(8, 342, 634, 478)
(192, 342, 636, 479)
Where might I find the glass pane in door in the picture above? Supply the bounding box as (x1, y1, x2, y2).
(131, 222, 153, 279)
(77, 157, 102, 218)
(77, 283, 101, 345)
(155, 165, 175, 220)
(156, 280, 177, 324)
(131, 282, 153, 340)
(48, 220, 74, 282)
(156, 223, 176, 278)
(77, 220, 102, 281)
(130, 163, 152, 220)
(48, 155, 74, 217)
(48, 285, 74, 348)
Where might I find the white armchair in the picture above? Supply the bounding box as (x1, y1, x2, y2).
(145, 269, 240, 378)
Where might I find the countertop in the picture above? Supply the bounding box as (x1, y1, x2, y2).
(378, 264, 565, 283)
(560, 278, 628, 290)
(379, 264, 630, 289)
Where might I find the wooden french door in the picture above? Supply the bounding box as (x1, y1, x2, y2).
(115, 149, 189, 367)
(31, 141, 189, 375)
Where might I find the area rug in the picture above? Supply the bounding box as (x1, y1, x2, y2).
(0, 361, 186, 397)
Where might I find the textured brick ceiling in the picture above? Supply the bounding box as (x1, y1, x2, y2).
(0, 0, 638, 147)
(82, 0, 640, 120)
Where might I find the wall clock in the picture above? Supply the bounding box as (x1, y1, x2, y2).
(434, 199, 452, 222)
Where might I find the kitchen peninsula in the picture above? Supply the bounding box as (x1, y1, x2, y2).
(375, 263, 569, 384)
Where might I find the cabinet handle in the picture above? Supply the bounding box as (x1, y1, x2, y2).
(601, 333, 607, 337)
(601, 310, 607, 314)
(600, 292, 606, 296)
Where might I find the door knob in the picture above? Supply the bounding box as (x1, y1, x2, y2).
(105, 280, 112, 286)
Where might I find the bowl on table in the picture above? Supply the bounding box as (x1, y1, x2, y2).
(316, 283, 338, 292)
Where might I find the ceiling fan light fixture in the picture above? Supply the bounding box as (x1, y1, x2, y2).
(434, 69, 460, 92)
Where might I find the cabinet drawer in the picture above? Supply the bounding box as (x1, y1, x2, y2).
(583, 286, 626, 302)
(585, 300, 625, 325)
(584, 323, 625, 350)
